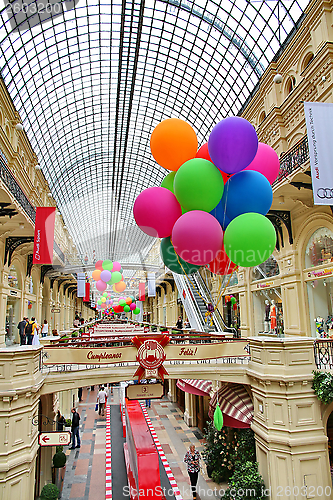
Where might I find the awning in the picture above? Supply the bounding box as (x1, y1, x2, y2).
(209, 384, 254, 429)
(177, 379, 212, 397)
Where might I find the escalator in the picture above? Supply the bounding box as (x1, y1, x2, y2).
(172, 271, 237, 335)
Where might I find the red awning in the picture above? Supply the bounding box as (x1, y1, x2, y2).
(177, 379, 212, 397)
(209, 384, 253, 429)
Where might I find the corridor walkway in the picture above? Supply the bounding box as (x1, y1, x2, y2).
(61, 387, 225, 500)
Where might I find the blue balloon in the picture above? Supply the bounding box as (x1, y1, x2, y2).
(222, 170, 273, 220)
(210, 190, 232, 230)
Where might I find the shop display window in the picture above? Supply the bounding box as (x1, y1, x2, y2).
(8, 265, 19, 288)
(253, 287, 284, 336)
(307, 276, 333, 337)
(305, 227, 333, 268)
(252, 256, 279, 281)
(221, 271, 238, 287)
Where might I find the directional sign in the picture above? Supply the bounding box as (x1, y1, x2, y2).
(51, 308, 60, 313)
(126, 382, 164, 400)
(39, 432, 71, 447)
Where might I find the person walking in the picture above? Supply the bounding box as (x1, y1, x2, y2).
(41, 319, 48, 337)
(25, 317, 37, 345)
(78, 387, 83, 402)
(97, 386, 107, 416)
(176, 316, 183, 329)
(70, 407, 80, 449)
(17, 317, 27, 345)
(56, 410, 66, 431)
(184, 444, 201, 500)
(73, 315, 80, 328)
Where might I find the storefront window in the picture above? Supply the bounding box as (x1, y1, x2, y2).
(8, 265, 19, 288)
(305, 227, 333, 268)
(307, 277, 333, 337)
(252, 256, 280, 281)
(221, 271, 238, 287)
(253, 287, 284, 336)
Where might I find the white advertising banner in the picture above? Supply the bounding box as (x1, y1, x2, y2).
(304, 102, 333, 205)
(77, 273, 85, 297)
(147, 272, 156, 297)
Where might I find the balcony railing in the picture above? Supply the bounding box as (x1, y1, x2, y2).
(314, 339, 333, 370)
(272, 135, 309, 187)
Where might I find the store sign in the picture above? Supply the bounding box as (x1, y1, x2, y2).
(256, 282, 274, 289)
(307, 268, 333, 278)
(51, 308, 60, 313)
(126, 382, 164, 400)
(39, 432, 71, 447)
(9, 289, 18, 296)
(33, 207, 56, 264)
(133, 336, 169, 381)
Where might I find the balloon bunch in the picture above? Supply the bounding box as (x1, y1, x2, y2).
(96, 292, 140, 315)
(133, 117, 279, 274)
(225, 295, 237, 311)
(92, 260, 126, 293)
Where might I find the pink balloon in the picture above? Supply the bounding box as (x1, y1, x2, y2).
(130, 302, 136, 310)
(244, 143, 280, 184)
(133, 187, 182, 237)
(172, 211, 223, 265)
(96, 280, 107, 292)
(112, 261, 121, 272)
(101, 302, 107, 308)
(100, 270, 112, 283)
(95, 260, 103, 270)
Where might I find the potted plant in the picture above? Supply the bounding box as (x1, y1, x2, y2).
(52, 452, 67, 497)
(53, 452, 67, 468)
(40, 483, 60, 500)
(223, 462, 266, 499)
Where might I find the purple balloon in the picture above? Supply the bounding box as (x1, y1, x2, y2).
(100, 270, 112, 283)
(208, 117, 258, 174)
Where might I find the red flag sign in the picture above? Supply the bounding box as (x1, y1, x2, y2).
(33, 207, 56, 264)
(139, 282, 145, 301)
(83, 282, 90, 302)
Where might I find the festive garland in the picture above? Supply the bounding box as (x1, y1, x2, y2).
(312, 370, 333, 405)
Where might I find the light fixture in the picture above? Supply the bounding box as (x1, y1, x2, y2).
(47, 193, 53, 198)
(274, 74, 282, 84)
(324, 280, 327, 287)
(278, 196, 285, 204)
(15, 123, 24, 131)
(35, 164, 41, 170)
(287, 259, 291, 266)
(19, 223, 25, 229)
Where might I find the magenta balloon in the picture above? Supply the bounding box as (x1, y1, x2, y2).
(130, 302, 136, 310)
(244, 142, 280, 184)
(100, 270, 112, 283)
(172, 211, 223, 265)
(96, 280, 107, 292)
(133, 187, 182, 237)
(208, 117, 258, 174)
(112, 261, 121, 272)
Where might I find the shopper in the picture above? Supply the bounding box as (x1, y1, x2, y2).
(25, 317, 38, 345)
(184, 444, 201, 500)
(41, 319, 48, 337)
(17, 317, 27, 345)
(70, 408, 80, 449)
(73, 315, 80, 328)
(56, 410, 66, 431)
(78, 387, 83, 402)
(96, 386, 107, 416)
(176, 316, 183, 329)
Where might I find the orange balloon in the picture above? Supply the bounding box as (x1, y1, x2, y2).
(115, 281, 126, 292)
(150, 118, 198, 171)
(125, 297, 132, 305)
(92, 269, 101, 281)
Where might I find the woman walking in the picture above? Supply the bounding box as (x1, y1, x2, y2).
(184, 444, 201, 500)
(41, 319, 48, 337)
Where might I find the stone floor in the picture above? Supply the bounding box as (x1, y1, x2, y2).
(61, 386, 227, 500)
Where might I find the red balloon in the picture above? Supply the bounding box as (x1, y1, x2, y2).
(208, 241, 237, 275)
(95, 260, 103, 270)
(196, 143, 231, 184)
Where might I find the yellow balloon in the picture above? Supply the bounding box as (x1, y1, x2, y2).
(101, 297, 106, 303)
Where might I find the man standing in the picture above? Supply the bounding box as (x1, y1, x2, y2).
(97, 386, 107, 416)
(17, 317, 27, 345)
(70, 407, 80, 450)
(25, 317, 37, 345)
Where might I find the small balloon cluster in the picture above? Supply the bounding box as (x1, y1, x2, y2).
(96, 292, 140, 315)
(92, 260, 126, 293)
(133, 117, 280, 274)
(225, 295, 237, 311)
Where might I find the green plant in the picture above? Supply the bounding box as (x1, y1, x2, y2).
(52, 451, 67, 468)
(223, 462, 266, 499)
(72, 331, 78, 338)
(232, 428, 256, 463)
(55, 445, 63, 454)
(202, 421, 236, 483)
(40, 483, 60, 500)
(312, 370, 333, 404)
(65, 418, 72, 427)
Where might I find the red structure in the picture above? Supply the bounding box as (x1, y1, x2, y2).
(124, 399, 163, 499)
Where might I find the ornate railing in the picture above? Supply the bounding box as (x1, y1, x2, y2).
(314, 339, 333, 370)
(0, 156, 36, 222)
(272, 135, 309, 187)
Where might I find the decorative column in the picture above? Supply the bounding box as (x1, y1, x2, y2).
(0, 270, 8, 347)
(248, 337, 331, 499)
(168, 379, 177, 402)
(184, 392, 196, 427)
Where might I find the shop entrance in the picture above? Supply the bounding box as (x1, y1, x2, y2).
(6, 296, 20, 343)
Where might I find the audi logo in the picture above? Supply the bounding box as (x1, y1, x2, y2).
(317, 188, 333, 199)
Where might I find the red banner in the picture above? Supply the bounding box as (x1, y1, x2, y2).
(83, 282, 90, 302)
(138, 282, 145, 301)
(33, 207, 56, 264)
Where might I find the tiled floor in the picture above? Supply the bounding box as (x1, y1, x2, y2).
(61, 387, 227, 500)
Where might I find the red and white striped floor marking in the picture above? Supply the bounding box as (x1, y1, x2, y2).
(105, 405, 112, 500)
(140, 402, 183, 500)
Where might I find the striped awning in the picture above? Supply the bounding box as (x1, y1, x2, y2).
(209, 384, 254, 429)
(177, 379, 212, 397)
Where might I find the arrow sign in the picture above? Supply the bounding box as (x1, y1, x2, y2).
(39, 432, 71, 447)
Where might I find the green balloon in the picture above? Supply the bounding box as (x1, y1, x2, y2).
(97, 299, 102, 305)
(174, 158, 224, 212)
(102, 259, 113, 271)
(231, 297, 236, 304)
(160, 237, 201, 275)
(102, 292, 108, 297)
(124, 305, 130, 312)
(111, 271, 122, 284)
(224, 213, 276, 267)
(133, 307, 140, 314)
(119, 299, 126, 306)
(161, 171, 176, 193)
(214, 404, 223, 431)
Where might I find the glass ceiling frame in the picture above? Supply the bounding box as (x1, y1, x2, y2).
(0, 0, 310, 265)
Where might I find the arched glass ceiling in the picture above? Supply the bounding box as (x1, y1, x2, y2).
(0, 0, 310, 265)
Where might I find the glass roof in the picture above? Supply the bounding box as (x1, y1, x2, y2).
(0, 0, 310, 266)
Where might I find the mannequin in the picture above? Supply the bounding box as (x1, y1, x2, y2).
(270, 300, 277, 333)
(264, 300, 270, 332)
